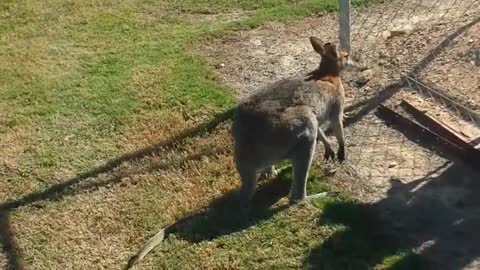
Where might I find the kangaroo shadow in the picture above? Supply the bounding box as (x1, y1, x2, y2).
(305, 160, 480, 270)
(0, 107, 287, 270)
(140, 168, 293, 247)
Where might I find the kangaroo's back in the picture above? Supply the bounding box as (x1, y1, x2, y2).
(236, 78, 304, 112)
(232, 78, 306, 160)
(232, 36, 353, 206)
(234, 77, 336, 121)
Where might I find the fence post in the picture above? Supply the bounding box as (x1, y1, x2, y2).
(338, 0, 351, 53)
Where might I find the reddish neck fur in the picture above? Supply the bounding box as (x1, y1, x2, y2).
(305, 57, 340, 83)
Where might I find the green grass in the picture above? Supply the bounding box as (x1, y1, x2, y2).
(0, 0, 426, 269)
(0, 0, 346, 194)
(164, 0, 333, 14)
(229, 0, 337, 29)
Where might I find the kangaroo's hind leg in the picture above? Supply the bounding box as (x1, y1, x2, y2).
(235, 160, 258, 208)
(290, 136, 318, 203)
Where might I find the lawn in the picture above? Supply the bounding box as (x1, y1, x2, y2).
(0, 0, 426, 269)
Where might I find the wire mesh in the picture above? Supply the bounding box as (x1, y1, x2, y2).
(335, 0, 480, 198)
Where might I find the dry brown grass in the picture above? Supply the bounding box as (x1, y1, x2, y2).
(10, 122, 235, 269)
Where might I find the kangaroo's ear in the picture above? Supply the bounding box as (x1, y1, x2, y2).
(323, 43, 338, 58)
(310, 36, 324, 55)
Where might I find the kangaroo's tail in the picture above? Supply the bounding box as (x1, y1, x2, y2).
(124, 223, 176, 270)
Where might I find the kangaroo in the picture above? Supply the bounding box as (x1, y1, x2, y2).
(232, 36, 353, 205)
(124, 37, 353, 270)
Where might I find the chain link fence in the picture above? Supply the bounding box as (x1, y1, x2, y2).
(333, 0, 480, 199)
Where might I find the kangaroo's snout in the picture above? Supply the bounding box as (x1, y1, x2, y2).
(338, 49, 357, 72)
(344, 57, 357, 70)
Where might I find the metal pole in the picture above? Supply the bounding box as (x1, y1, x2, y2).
(339, 0, 351, 53)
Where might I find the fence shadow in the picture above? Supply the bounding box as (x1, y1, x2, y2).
(0, 145, 230, 270)
(0, 107, 233, 270)
(0, 108, 235, 212)
(0, 213, 26, 270)
(304, 160, 480, 270)
(304, 200, 420, 270)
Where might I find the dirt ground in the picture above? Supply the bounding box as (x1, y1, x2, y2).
(199, 0, 480, 269)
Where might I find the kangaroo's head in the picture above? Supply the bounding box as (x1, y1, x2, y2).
(309, 36, 355, 78)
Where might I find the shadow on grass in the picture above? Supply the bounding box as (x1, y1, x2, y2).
(0, 212, 26, 270)
(0, 145, 232, 270)
(0, 108, 236, 212)
(155, 169, 292, 245)
(305, 198, 428, 270)
(0, 107, 234, 270)
(124, 166, 295, 269)
(0, 106, 291, 270)
(305, 160, 480, 270)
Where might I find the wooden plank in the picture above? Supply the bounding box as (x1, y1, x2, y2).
(376, 105, 480, 170)
(435, 117, 472, 142)
(399, 100, 479, 154)
(376, 105, 462, 155)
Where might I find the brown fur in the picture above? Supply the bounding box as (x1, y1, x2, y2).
(232, 36, 353, 205)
